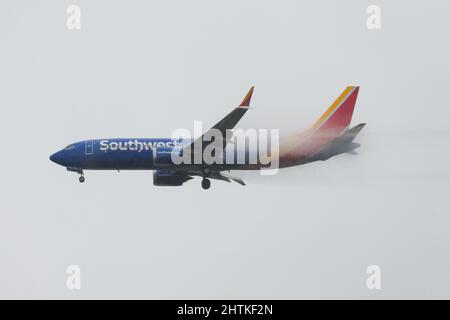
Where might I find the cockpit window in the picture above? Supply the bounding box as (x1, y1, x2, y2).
(65, 144, 75, 150)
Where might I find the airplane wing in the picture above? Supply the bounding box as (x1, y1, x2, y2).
(184, 170, 246, 186)
(210, 171, 246, 186)
(183, 86, 254, 159)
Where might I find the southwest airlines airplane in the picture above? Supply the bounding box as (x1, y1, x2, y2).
(50, 86, 365, 189)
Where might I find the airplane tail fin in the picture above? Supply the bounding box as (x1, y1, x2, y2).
(309, 86, 360, 137)
(279, 86, 361, 166)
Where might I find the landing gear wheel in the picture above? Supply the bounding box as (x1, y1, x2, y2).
(79, 175, 85, 183)
(201, 178, 211, 190)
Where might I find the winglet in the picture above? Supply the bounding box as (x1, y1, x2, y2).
(239, 86, 254, 107)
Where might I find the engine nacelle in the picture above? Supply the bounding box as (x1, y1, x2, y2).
(153, 147, 183, 166)
(153, 170, 190, 186)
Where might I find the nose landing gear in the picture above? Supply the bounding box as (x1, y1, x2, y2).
(66, 167, 85, 183)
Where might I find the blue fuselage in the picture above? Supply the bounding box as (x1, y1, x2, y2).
(50, 138, 259, 171)
(51, 139, 178, 170)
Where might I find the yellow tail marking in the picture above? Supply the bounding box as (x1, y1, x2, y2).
(310, 86, 354, 130)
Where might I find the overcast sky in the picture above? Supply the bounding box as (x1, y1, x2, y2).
(0, 0, 449, 299)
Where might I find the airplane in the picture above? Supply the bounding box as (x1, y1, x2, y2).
(50, 86, 365, 189)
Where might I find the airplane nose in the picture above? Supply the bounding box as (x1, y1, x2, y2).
(50, 151, 62, 165)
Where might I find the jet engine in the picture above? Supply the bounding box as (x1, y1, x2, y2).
(152, 170, 191, 186)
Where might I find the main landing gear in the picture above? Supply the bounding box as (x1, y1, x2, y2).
(201, 178, 211, 190)
(201, 167, 211, 190)
(79, 174, 85, 183)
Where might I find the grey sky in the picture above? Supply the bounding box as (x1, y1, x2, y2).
(0, 0, 449, 298)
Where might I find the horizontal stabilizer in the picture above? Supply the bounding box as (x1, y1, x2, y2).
(306, 124, 365, 162)
(346, 123, 366, 142)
